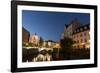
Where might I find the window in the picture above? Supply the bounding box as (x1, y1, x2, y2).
(80, 33, 82, 37)
(77, 29, 79, 32)
(77, 40, 79, 43)
(84, 39, 87, 42)
(77, 45, 79, 48)
(77, 35, 78, 38)
(84, 32, 87, 36)
(81, 39, 83, 43)
(73, 41, 76, 43)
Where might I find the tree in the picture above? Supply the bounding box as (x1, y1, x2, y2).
(45, 42, 49, 48)
(60, 37, 74, 49)
(60, 37, 74, 60)
(39, 37, 44, 48)
(28, 42, 33, 47)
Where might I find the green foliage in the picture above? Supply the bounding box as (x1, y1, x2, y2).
(60, 37, 74, 59)
(45, 42, 49, 48)
(39, 37, 44, 47)
(28, 42, 33, 47)
(60, 37, 74, 49)
(53, 48, 58, 53)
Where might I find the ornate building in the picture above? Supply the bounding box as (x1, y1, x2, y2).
(61, 19, 90, 49)
(61, 19, 80, 39)
(29, 34, 40, 46)
(72, 24, 90, 49)
(22, 27, 30, 45)
(43, 40, 60, 49)
(43, 40, 55, 48)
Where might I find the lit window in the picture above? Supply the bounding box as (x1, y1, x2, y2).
(77, 40, 79, 43)
(80, 33, 82, 37)
(84, 39, 87, 42)
(81, 39, 83, 43)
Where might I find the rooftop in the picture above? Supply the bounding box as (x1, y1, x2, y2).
(73, 23, 90, 34)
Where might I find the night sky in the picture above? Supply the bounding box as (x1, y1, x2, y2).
(22, 10, 90, 42)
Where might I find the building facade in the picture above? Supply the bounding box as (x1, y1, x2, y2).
(61, 19, 80, 39)
(22, 27, 30, 45)
(43, 40, 60, 49)
(29, 34, 40, 46)
(72, 24, 90, 49)
(43, 40, 55, 48)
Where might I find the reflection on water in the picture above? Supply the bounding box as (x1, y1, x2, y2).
(32, 53, 52, 62)
(22, 48, 54, 62)
(22, 47, 90, 62)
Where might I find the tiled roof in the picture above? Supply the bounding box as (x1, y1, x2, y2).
(73, 24, 90, 34)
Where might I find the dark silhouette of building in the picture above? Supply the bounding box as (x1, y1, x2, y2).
(22, 27, 30, 45)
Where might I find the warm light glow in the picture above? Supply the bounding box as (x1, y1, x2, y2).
(53, 43, 61, 48)
(86, 45, 90, 48)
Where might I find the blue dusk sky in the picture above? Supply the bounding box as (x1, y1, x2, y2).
(22, 10, 90, 42)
